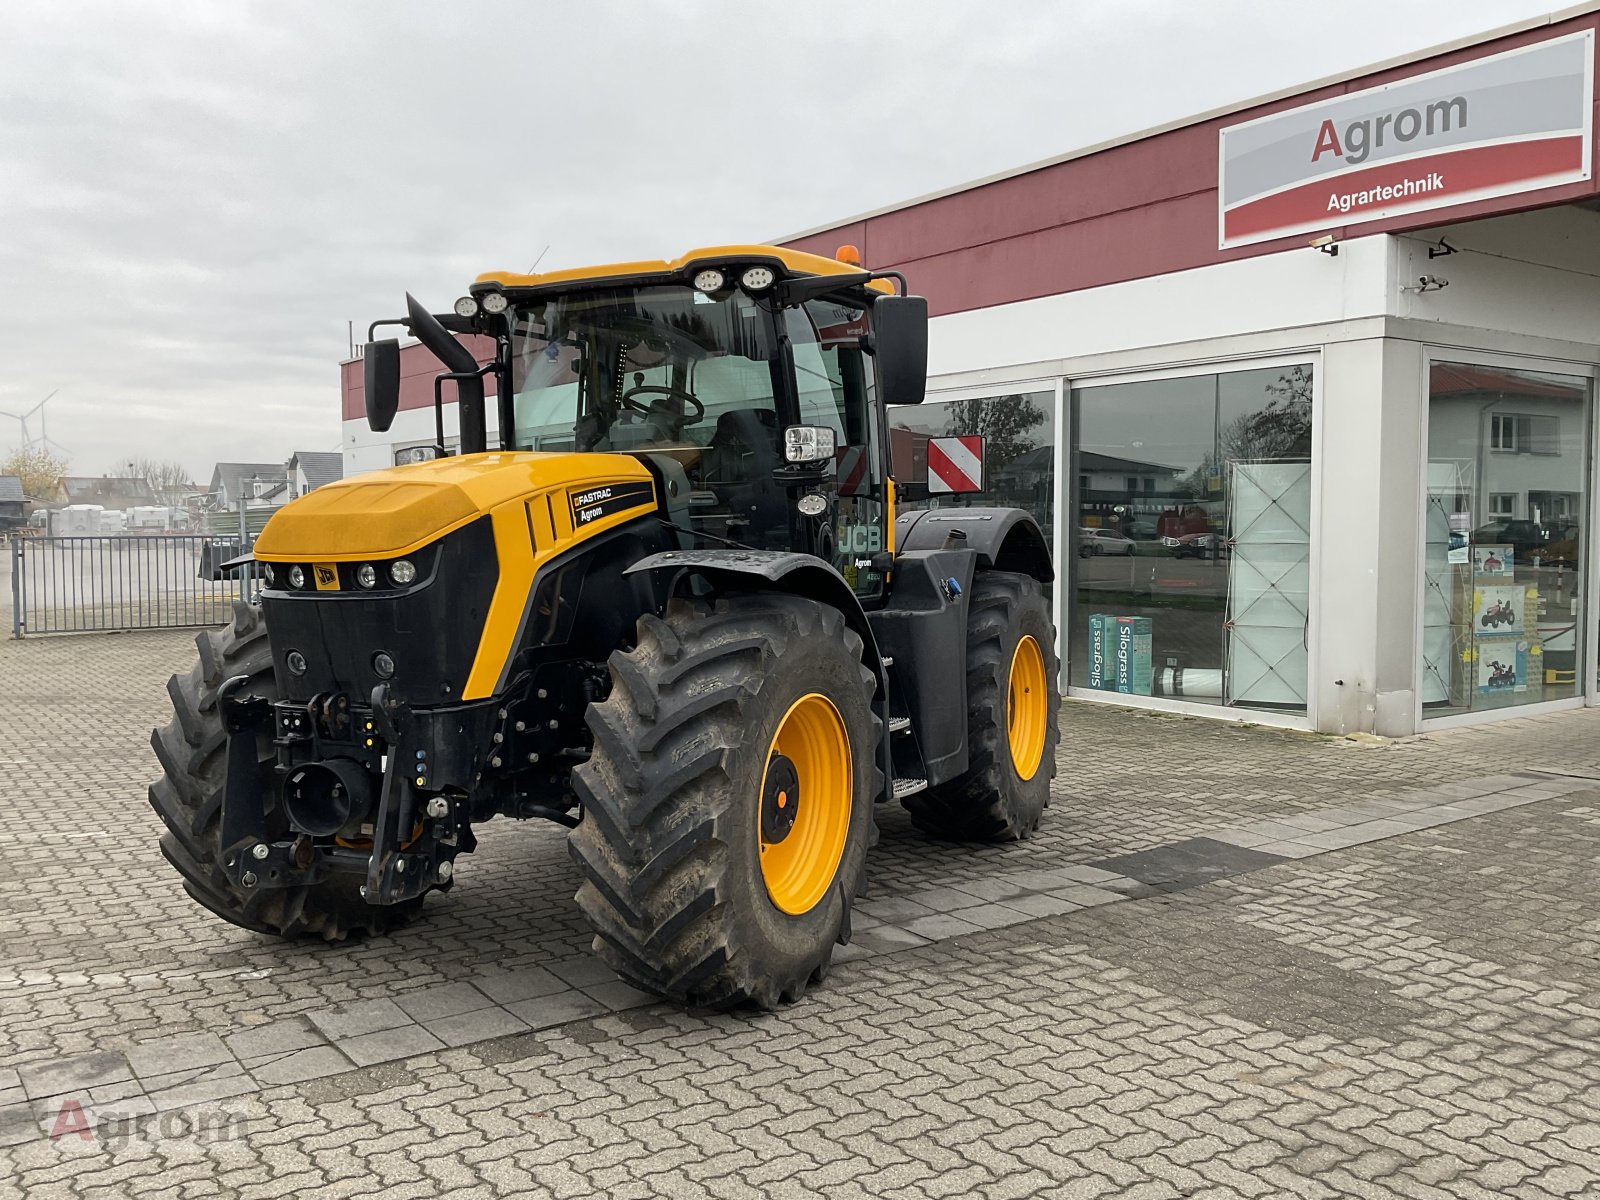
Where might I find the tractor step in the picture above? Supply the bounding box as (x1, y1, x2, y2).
(888, 716, 911, 735)
(891, 776, 928, 799)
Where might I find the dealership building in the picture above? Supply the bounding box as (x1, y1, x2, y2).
(343, 4, 1600, 736)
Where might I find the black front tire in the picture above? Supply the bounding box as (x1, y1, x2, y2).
(570, 594, 879, 1009)
(904, 571, 1060, 842)
(148, 602, 425, 940)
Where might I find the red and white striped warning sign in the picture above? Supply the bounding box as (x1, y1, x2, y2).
(927, 435, 984, 494)
(835, 445, 868, 496)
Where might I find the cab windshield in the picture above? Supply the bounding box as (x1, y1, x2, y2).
(508, 284, 884, 567)
(509, 285, 781, 455)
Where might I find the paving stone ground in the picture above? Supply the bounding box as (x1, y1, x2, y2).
(2, 626, 1598, 1197)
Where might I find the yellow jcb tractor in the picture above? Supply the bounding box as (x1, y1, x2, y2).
(149, 245, 1059, 1008)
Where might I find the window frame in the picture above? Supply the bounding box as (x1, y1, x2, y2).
(1414, 346, 1599, 731)
(1065, 351, 1323, 730)
(918, 377, 1066, 660)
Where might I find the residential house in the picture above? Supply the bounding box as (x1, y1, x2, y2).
(0, 475, 25, 532)
(57, 476, 158, 509)
(207, 463, 290, 512)
(287, 450, 343, 499)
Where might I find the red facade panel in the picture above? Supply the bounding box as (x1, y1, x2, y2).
(340, 335, 497, 422)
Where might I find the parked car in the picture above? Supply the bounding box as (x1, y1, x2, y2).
(1473, 519, 1548, 562)
(1542, 521, 1581, 568)
(1079, 527, 1137, 557)
(1163, 531, 1227, 559)
(1473, 518, 1579, 566)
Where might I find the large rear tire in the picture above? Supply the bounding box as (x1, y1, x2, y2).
(904, 571, 1059, 841)
(570, 594, 879, 1009)
(148, 602, 425, 940)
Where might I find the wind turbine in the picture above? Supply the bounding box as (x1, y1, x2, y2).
(0, 389, 68, 456)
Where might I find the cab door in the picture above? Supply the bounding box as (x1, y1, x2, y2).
(786, 300, 889, 604)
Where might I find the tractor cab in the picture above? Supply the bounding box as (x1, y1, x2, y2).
(365, 247, 927, 603)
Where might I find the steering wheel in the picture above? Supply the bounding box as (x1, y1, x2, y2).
(620, 384, 705, 424)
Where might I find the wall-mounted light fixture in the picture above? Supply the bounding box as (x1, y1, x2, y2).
(1427, 237, 1458, 260)
(1402, 275, 1450, 294)
(1309, 234, 1339, 257)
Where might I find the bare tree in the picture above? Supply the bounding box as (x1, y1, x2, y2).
(129, 457, 193, 505)
(941, 393, 1046, 470)
(1180, 366, 1313, 496)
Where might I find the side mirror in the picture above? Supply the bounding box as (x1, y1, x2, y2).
(872, 294, 928, 405)
(364, 339, 401, 432)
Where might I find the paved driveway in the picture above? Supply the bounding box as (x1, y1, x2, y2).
(2, 628, 1598, 1198)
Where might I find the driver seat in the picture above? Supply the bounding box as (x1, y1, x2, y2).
(703, 409, 785, 541)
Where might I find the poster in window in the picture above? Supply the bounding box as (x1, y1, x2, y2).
(1472, 544, 1514, 577)
(1473, 585, 1525, 634)
(1476, 640, 1529, 694)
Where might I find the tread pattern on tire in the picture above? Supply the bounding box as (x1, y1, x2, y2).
(148, 601, 423, 941)
(903, 571, 1060, 842)
(569, 593, 879, 1009)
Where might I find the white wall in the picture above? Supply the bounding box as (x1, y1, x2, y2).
(344, 404, 502, 477)
(924, 232, 1392, 380)
(1395, 207, 1600, 345)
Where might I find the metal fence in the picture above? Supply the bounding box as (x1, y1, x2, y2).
(8, 535, 261, 637)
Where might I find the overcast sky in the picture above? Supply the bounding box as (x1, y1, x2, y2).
(0, 0, 1570, 482)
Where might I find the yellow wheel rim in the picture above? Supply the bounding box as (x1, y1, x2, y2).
(758, 693, 852, 916)
(1008, 635, 1048, 781)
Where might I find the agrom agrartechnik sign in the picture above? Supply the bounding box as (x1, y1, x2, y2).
(1218, 30, 1594, 248)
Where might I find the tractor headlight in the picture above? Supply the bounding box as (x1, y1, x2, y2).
(693, 268, 725, 293)
(286, 650, 308, 676)
(372, 651, 396, 679)
(480, 291, 508, 314)
(288, 565, 305, 589)
(784, 424, 837, 463)
(453, 296, 480, 318)
(355, 563, 377, 589)
(389, 559, 417, 586)
(263, 563, 275, 585)
(740, 265, 776, 292)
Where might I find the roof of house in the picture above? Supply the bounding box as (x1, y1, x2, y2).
(289, 450, 343, 491)
(209, 462, 289, 499)
(59, 476, 158, 507)
(0, 475, 24, 503)
(1079, 451, 1183, 476)
(1430, 363, 1586, 400)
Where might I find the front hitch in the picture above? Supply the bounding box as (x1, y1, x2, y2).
(217, 675, 327, 891)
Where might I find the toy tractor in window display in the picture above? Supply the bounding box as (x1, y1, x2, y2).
(149, 245, 1059, 1008)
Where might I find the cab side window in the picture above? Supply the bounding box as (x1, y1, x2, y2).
(785, 301, 886, 602)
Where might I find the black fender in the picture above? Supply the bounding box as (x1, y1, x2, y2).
(623, 550, 887, 699)
(624, 549, 891, 802)
(894, 507, 1054, 582)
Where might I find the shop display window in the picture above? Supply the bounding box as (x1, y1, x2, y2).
(1421, 361, 1591, 719)
(1069, 364, 1314, 713)
(888, 390, 1056, 546)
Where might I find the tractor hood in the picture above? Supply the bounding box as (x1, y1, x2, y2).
(253, 452, 655, 562)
